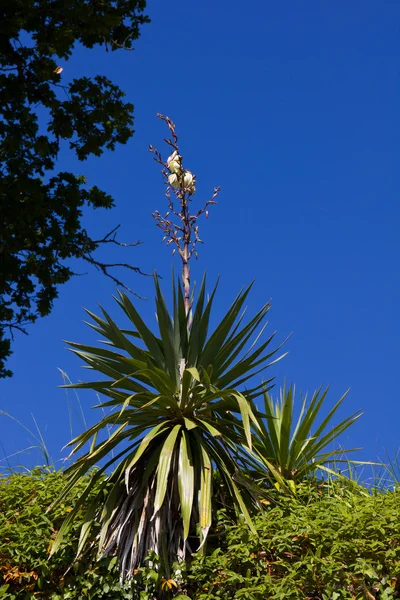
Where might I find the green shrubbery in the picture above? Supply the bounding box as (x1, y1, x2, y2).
(186, 482, 400, 599)
(0, 469, 150, 599)
(1, 470, 399, 599)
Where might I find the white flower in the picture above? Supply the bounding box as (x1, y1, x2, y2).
(167, 151, 182, 175)
(167, 150, 178, 164)
(168, 173, 179, 188)
(182, 171, 194, 188)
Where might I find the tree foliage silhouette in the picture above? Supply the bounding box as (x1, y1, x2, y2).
(0, 0, 150, 377)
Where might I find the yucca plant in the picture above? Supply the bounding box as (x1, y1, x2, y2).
(50, 115, 285, 579)
(244, 384, 364, 493)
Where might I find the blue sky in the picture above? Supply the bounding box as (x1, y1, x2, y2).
(1, 1, 399, 475)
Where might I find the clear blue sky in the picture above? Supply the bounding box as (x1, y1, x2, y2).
(1, 1, 399, 475)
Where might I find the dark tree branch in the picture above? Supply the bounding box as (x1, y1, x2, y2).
(90, 224, 143, 248)
(81, 253, 148, 299)
(0, 322, 29, 338)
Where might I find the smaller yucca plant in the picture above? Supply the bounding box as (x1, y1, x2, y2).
(245, 384, 364, 493)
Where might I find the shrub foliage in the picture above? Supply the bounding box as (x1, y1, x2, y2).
(0, 469, 154, 599)
(1, 470, 400, 599)
(186, 482, 400, 599)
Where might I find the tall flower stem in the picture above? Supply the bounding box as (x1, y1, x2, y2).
(151, 114, 220, 324)
(181, 193, 191, 317)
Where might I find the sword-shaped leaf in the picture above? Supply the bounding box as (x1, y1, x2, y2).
(200, 284, 253, 369)
(178, 430, 194, 541)
(116, 290, 165, 368)
(152, 424, 182, 517)
(124, 422, 170, 488)
(154, 276, 179, 383)
(195, 435, 212, 548)
(186, 273, 207, 366)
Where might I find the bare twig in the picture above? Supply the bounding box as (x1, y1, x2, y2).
(107, 31, 137, 51)
(0, 322, 30, 338)
(81, 254, 148, 299)
(90, 225, 143, 248)
(78, 225, 150, 297)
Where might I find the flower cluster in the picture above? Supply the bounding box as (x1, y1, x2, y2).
(167, 151, 196, 194)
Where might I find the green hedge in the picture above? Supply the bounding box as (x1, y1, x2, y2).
(186, 483, 400, 599)
(0, 469, 158, 599)
(1, 470, 400, 599)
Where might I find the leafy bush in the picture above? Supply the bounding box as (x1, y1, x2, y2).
(0, 469, 163, 599)
(2, 470, 400, 599)
(185, 482, 400, 599)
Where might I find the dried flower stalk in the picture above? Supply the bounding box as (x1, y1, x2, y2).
(150, 114, 220, 321)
